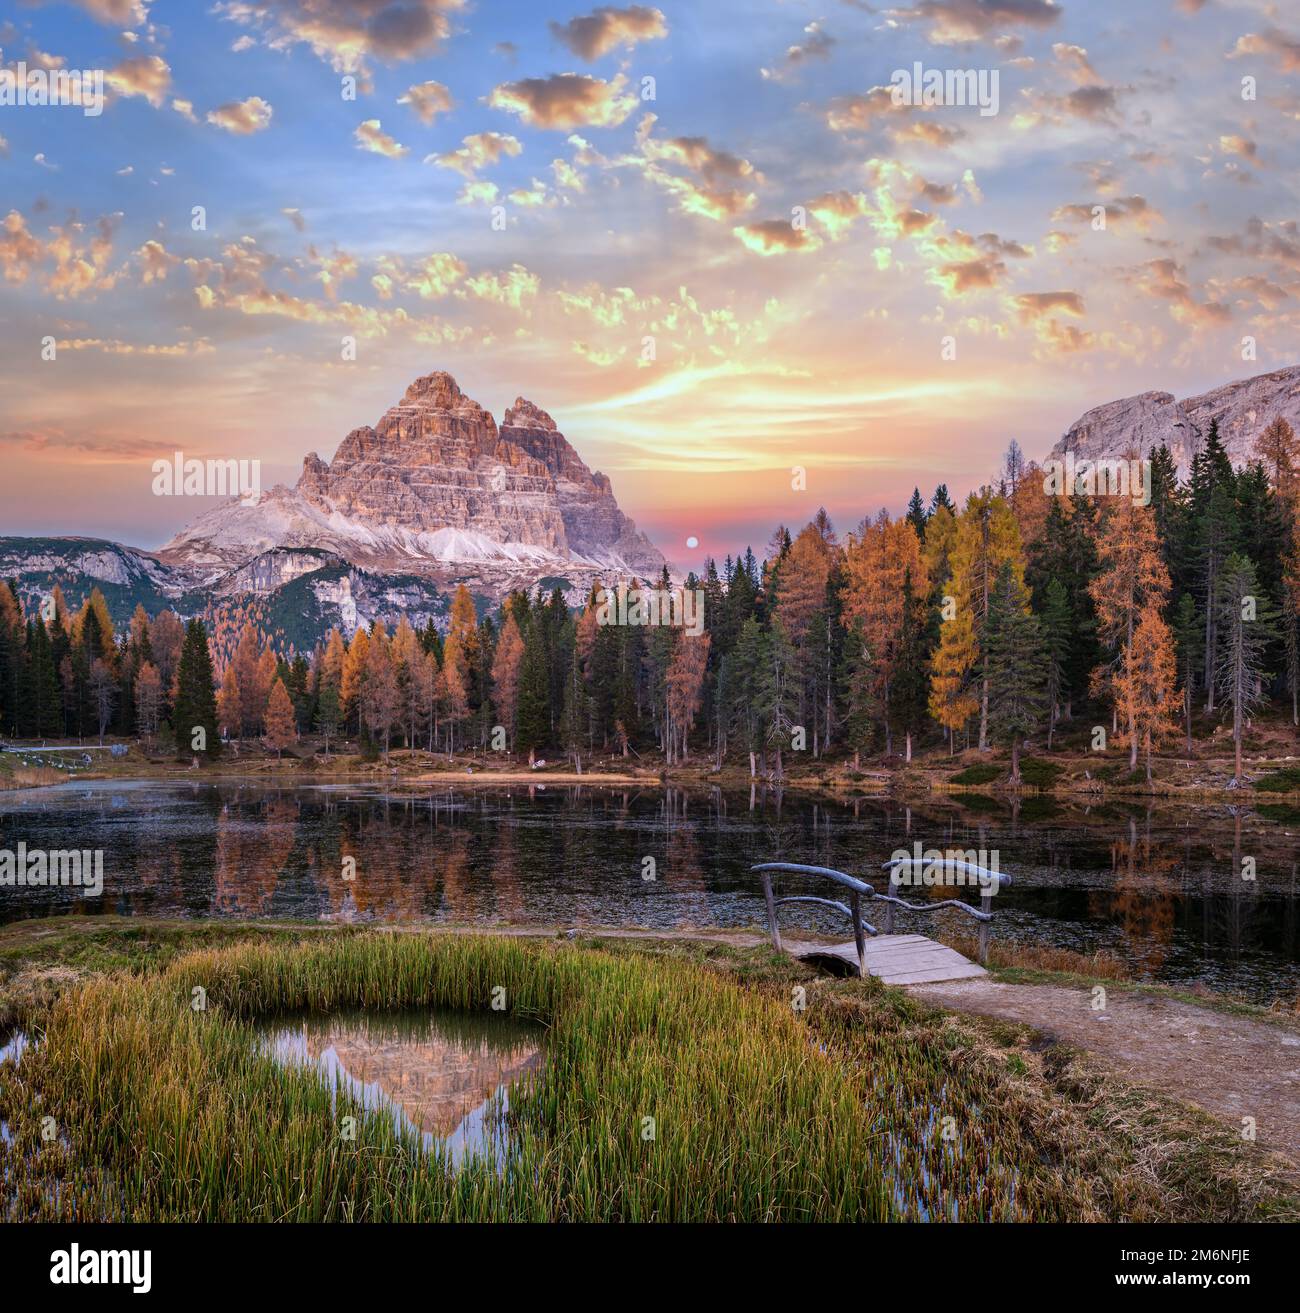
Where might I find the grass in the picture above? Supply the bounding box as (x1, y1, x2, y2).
(0, 926, 1294, 1222)
(1018, 757, 1064, 787)
(1254, 766, 1300, 794)
(949, 763, 1001, 785)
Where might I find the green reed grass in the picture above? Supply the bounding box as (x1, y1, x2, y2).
(1, 931, 1285, 1221)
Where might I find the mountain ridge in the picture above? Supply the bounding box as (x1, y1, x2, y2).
(1047, 364, 1300, 476)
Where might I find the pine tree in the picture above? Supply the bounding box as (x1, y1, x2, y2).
(1213, 554, 1278, 785)
(1172, 593, 1201, 756)
(905, 487, 928, 541)
(315, 683, 341, 757)
(889, 568, 929, 762)
(838, 615, 877, 768)
(515, 620, 551, 760)
(1040, 577, 1071, 748)
(173, 620, 220, 760)
(983, 563, 1046, 783)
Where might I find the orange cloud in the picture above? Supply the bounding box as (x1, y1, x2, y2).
(549, 6, 668, 60)
(488, 73, 637, 129)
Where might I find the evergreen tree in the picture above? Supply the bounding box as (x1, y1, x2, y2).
(173, 619, 220, 760)
(889, 568, 929, 762)
(1040, 577, 1071, 749)
(1213, 554, 1278, 785)
(983, 562, 1046, 784)
(905, 487, 928, 541)
(1172, 592, 1201, 757)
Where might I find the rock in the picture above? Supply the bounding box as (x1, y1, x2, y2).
(1048, 364, 1300, 477)
(159, 369, 667, 584)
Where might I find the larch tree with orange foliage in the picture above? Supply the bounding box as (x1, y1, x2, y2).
(491, 610, 526, 749)
(264, 677, 297, 759)
(841, 511, 927, 756)
(362, 622, 400, 756)
(927, 490, 1023, 753)
(772, 522, 834, 754)
(1114, 607, 1181, 781)
(1087, 496, 1170, 752)
(665, 633, 711, 765)
(340, 626, 369, 736)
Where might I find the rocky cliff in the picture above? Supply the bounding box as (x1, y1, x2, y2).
(1049, 365, 1300, 476)
(159, 370, 665, 581)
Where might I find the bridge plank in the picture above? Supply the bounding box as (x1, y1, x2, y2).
(782, 934, 986, 985)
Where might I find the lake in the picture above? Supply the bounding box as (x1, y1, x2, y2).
(1, 779, 1297, 1001)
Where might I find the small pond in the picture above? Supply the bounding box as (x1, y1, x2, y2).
(253, 1008, 543, 1168)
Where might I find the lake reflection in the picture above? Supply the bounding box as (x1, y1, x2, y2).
(254, 1008, 542, 1167)
(1, 779, 1297, 999)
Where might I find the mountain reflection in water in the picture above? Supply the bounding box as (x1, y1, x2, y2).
(255, 1008, 542, 1166)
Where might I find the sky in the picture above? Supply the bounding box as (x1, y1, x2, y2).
(1, 0, 1298, 571)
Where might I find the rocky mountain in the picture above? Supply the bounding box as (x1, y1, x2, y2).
(158, 370, 665, 582)
(0, 370, 666, 650)
(1049, 364, 1300, 476)
(0, 537, 450, 654)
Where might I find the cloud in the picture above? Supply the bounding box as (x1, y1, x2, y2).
(633, 115, 761, 220)
(460, 263, 540, 307)
(65, 0, 149, 24)
(1051, 42, 1099, 85)
(761, 21, 835, 80)
(171, 98, 198, 122)
(890, 120, 965, 149)
(54, 336, 214, 356)
(206, 97, 273, 134)
(1052, 194, 1160, 231)
(1228, 27, 1300, 73)
(825, 86, 897, 133)
(106, 55, 171, 107)
(488, 73, 637, 129)
(0, 210, 126, 297)
(0, 211, 43, 283)
(806, 191, 872, 238)
(549, 6, 668, 60)
(732, 220, 822, 256)
(1130, 258, 1231, 326)
(282, 207, 306, 231)
(398, 80, 453, 123)
(893, 0, 1062, 45)
(354, 119, 408, 158)
(214, 0, 462, 73)
(427, 131, 522, 176)
(1012, 290, 1085, 320)
(136, 238, 178, 283)
(1218, 134, 1257, 160)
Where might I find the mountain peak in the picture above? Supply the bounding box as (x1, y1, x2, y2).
(502, 397, 558, 432)
(160, 367, 666, 587)
(399, 370, 488, 415)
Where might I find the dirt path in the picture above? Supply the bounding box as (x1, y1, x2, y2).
(910, 978, 1300, 1165)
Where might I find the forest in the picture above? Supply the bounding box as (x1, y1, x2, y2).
(1, 417, 1297, 785)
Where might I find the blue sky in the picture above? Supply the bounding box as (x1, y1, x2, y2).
(2, 0, 1298, 564)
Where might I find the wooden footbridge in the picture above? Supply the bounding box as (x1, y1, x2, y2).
(752, 860, 1012, 985)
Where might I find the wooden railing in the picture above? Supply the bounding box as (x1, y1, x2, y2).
(752, 858, 1012, 969)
